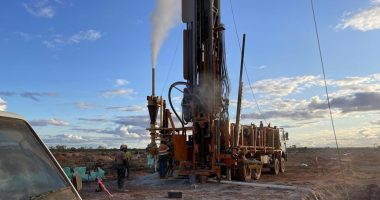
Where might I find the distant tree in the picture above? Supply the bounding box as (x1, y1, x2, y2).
(79, 147, 85, 150)
(97, 145, 107, 149)
(55, 145, 66, 150)
(49, 146, 55, 150)
(70, 147, 76, 150)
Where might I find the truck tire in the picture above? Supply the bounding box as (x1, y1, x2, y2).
(239, 164, 251, 181)
(271, 158, 280, 175)
(251, 166, 262, 180)
(280, 157, 286, 173)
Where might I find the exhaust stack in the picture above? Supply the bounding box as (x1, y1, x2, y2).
(152, 66, 156, 96)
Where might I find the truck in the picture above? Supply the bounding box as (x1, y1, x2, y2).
(0, 111, 82, 199)
(146, 0, 289, 181)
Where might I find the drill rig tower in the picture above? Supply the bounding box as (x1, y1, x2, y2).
(147, 0, 288, 181)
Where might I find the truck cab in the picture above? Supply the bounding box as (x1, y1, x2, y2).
(0, 111, 81, 200)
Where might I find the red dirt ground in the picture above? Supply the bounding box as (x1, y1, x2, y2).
(54, 148, 380, 200)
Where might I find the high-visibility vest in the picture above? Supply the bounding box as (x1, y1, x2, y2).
(125, 151, 132, 160)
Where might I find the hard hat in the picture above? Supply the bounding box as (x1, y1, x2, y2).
(120, 144, 128, 150)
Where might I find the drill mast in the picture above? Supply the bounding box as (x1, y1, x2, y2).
(147, 0, 288, 181)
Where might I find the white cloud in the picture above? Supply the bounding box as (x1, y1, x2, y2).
(42, 134, 88, 145)
(71, 124, 148, 139)
(115, 79, 129, 86)
(42, 34, 65, 49)
(42, 134, 151, 148)
(251, 75, 322, 97)
(290, 126, 380, 147)
(257, 65, 267, 69)
(249, 73, 380, 98)
(106, 105, 145, 112)
(63, 134, 87, 142)
(14, 32, 42, 41)
(117, 125, 142, 138)
(242, 108, 326, 121)
(309, 92, 380, 113)
(230, 99, 256, 109)
(69, 30, 102, 43)
(39, 115, 152, 148)
(243, 91, 380, 122)
(30, 118, 69, 126)
(0, 98, 7, 111)
(372, 0, 380, 5)
(71, 122, 150, 139)
(74, 102, 95, 110)
(113, 115, 150, 127)
(328, 74, 380, 97)
(329, 76, 371, 87)
(372, 73, 380, 81)
(23, 0, 55, 18)
(100, 89, 135, 98)
(241, 73, 380, 122)
(18, 32, 31, 40)
(43, 30, 102, 49)
(337, 6, 380, 31)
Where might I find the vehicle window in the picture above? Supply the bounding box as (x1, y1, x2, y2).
(0, 117, 70, 199)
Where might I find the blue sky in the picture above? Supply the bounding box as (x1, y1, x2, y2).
(1, 0, 380, 148)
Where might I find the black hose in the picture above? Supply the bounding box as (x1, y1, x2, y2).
(168, 81, 188, 128)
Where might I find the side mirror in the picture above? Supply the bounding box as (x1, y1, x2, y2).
(285, 132, 289, 140)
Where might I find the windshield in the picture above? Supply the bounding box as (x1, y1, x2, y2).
(0, 117, 75, 199)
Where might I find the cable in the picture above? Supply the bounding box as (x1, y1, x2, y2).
(310, 0, 349, 199)
(228, 0, 269, 125)
(160, 28, 182, 96)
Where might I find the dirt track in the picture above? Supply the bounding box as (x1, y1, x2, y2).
(56, 148, 380, 199)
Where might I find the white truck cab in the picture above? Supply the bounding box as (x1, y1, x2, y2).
(0, 111, 81, 200)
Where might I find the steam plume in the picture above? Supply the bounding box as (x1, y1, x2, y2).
(151, 0, 181, 68)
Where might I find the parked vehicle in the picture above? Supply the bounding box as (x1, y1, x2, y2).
(0, 111, 81, 200)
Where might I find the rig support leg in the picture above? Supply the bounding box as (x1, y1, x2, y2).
(227, 168, 232, 181)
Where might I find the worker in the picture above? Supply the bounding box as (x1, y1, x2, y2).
(124, 145, 132, 179)
(146, 143, 155, 172)
(146, 142, 159, 172)
(147, 153, 154, 171)
(115, 144, 128, 192)
(158, 139, 169, 179)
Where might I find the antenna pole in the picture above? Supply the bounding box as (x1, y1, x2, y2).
(234, 33, 246, 147)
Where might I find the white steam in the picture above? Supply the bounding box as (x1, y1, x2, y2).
(151, 0, 181, 68)
(0, 97, 7, 111)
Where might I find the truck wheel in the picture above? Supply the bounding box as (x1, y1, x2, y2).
(280, 157, 286, 173)
(239, 164, 251, 181)
(252, 166, 262, 180)
(271, 158, 280, 175)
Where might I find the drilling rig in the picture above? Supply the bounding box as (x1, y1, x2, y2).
(147, 0, 289, 181)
